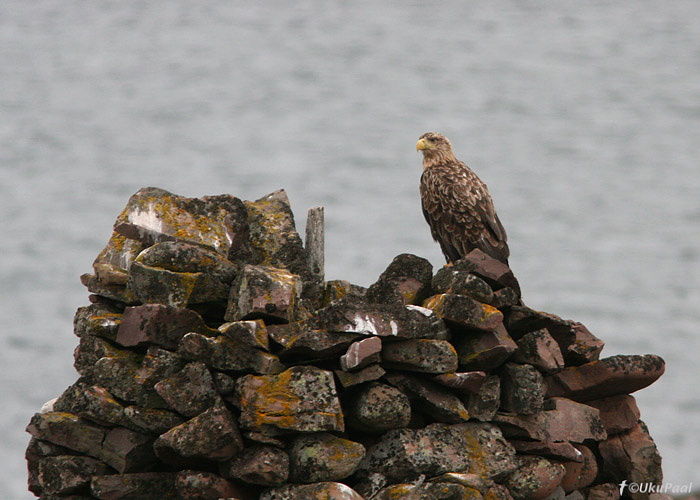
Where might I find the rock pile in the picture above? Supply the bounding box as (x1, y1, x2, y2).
(26, 187, 668, 500)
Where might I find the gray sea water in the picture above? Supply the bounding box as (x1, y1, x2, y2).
(2, 1, 699, 498)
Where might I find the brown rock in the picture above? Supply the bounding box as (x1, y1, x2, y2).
(560, 445, 597, 492)
(317, 296, 449, 339)
(260, 482, 364, 500)
(178, 332, 284, 374)
(598, 421, 663, 500)
(334, 363, 386, 388)
(457, 249, 521, 296)
(586, 394, 641, 435)
(92, 356, 167, 409)
(512, 329, 565, 373)
(545, 355, 665, 402)
(423, 293, 504, 332)
(91, 472, 179, 499)
(38, 455, 112, 495)
(92, 231, 145, 286)
(500, 363, 545, 414)
(154, 362, 222, 417)
(348, 382, 412, 433)
(154, 405, 244, 466)
(54, 379, 132, 429)
(115, 304, 215, 350)
(73, 334, 137, 380)
(433, 371, 487, 394)
(508, 441, 584, 462)
(340, 336, 382, 371)
(367, 253, 434, 306)
(26, 412, 107, 460)
(267, 323, 360, 361)
(220, 445, 289, 486)
(322, 279, 368, 306)
(26, 438, 73, 496)
(467, 374, 501, 422)
(504, 455, 566, 500)
(135, 346, 186, 386)
(113, 187, 249, 260)
(175, 470, 253, 500)
(81, 272, 140, 305)
(494, 397, 607, 443)
(381, 339, 458, 374)
(452, 324, 518, 371)
(503, 307, 603, 365)
(100, 426, 157, 473)
(236, 366, 344, 433)
(219, 319, 269, 350)
(225, 264, 302, 322)
(374, 484, 439, 499)
(289, 432, 366, 483)
(385, 372, 470, 423)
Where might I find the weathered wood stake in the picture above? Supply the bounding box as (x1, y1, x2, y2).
(305, 206, 324, 283)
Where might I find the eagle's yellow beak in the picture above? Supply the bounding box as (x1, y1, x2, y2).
(416, 138, 430, 151)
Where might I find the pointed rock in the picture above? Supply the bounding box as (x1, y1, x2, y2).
(367, 253, 433, 305)
(512, 329, 565, 373)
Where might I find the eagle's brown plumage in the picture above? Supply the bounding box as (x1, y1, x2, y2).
(417, 132, 510, 264)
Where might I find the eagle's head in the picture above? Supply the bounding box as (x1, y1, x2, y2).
(416, 132, 455, 165)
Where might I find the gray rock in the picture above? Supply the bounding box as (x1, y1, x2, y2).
(381, 339, 458, 374)
(219, 445, 289, 486)
(260, 482, 364, 500)
(347, 382, 411, 433)
(154, 362, 222, 417)
(504, 456, 566, 500)
(367, 253, 433, 306)
(385, 372, 470, 423)
(288, 432, 365, 483)
(38, 455, 111, 495)
(500, 363, 545, 415)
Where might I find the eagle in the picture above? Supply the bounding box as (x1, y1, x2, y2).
(417, 132, 510, 265)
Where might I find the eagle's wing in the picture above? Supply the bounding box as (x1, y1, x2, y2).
(421, 160, 509, 263)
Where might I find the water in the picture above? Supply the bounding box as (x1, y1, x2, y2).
(2, 1, 699, 497)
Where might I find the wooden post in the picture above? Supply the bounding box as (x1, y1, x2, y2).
(305, 206, 324, 283)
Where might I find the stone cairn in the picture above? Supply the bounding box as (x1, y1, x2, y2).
(26, 187, 668, 500)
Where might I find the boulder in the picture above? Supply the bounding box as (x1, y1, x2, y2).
(504, 456, 566, 500)
(236, 366, 344, 433)
(347, 382, 412, 433)
(288, 432, 366, 483)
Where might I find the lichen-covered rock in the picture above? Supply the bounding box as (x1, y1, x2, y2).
(504, 456, 566, 500)
(433, 371, 487, 394)
(381, 339, 458, 374)
(116, 304, 215, 350)
(374, 484, 439, 500)
(334, 363, 386, 388)
(466, 374, 501, 422)
(500, 363, 545, 415)
(73, 302, 123, 341)
(545, 354, 665, 402)
(154, 362, 222, 417)
(37, 455, 112, 495)
(260, 482, 365, 500)
(92, 231, 145, 285)
(508, 441, 583, 462)
(53, 379, 133, 429)
(113, 186, 250, 260)
(26, 412, 107, 460)
(220, 445, 289, 486)
(454, 249, 521, 297)
(288, 432, 366, 483)
(226, 264, 302, 323)
(154, 405, 244, 466)
(92, 355, 167, 408)
(347, 382, 412, 433)
(178, 332, 284, 374)
(598, 421, 663, 500)
(100, 426, 157, 473)
(135, 240, 238, 282)
(452, 324, 517, 371)
(512, 329, 565, 373)
(219, 319, 269, 350)
(452, 422, 517, 480)
(236, 366, 344, 433)
(367, 253, 433, 306)
(123, 406, 185, 434)
(267, 323, 360, 362)
(91, 472, 179, 500)
(585, 483, 621, 500)
(384, 372, 470, 423)
(81, 271, 140, 304)
(358, 423, 472, 482)
(423, 293, 503, 332)
(432, 266, 494, 304)
(317, 296, 449, 340)
(175, 470, 253, 500)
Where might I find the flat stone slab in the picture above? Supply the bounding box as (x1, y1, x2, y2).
(432, 371, 487, 394)
(452, 323, 517, 371)
(116, 304, 215, 350)
(340, 336, 382, 371)
(545, 354, 665, 402)
(178, 332, 284, 374)
(236, 366, 344, 433)
(385, 372, 470, 424)
(381, 339, 458, 374)
(586, 394, 641, 435)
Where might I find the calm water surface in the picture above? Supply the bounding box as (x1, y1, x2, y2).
(2, 2, 699, 497)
